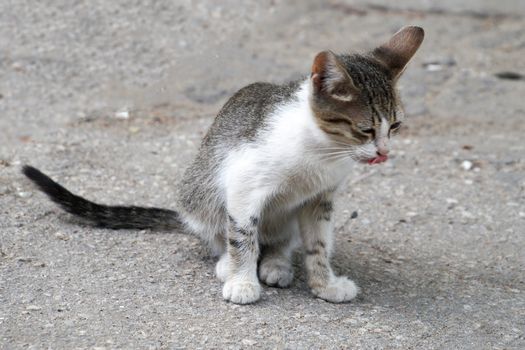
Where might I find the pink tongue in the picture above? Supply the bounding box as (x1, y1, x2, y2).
(367, 155, 388, 165)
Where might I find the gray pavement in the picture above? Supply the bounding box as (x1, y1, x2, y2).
(1, 1, 524, 349)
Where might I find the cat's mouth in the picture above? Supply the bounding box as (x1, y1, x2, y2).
(363, 155, 388, 165)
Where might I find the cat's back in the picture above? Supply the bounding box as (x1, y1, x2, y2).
(178, 79, 302, 218)
(205, 79, 303, 146)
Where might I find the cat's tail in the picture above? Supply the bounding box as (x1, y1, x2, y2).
(22, 165, 183, 230)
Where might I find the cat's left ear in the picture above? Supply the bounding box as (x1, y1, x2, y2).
(372, 26, 424, 80)
(311, 50, 358, 102)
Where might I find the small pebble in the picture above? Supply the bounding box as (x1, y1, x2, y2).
(342, 318, 358, 324)
(423, 59, 456, 72)
(115, 110, 130, 119)
(55, 232, 70, 241)
(26, 305, 42, 311)
(12, 61, 24, 71)
(17, 257, 34, 262)
(17, 191, 32, 198)
(461, 160, 473, 171)
(241, 339, 257, 346)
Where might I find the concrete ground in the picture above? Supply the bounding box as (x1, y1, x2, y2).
(1, 0, 524, 349)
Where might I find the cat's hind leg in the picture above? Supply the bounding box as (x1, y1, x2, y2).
(215, 252, 229, 282)
(258, 244, 295, 288)
(258, 217, 299, 288)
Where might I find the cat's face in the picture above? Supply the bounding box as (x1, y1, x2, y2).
(310, 26, 424, 164)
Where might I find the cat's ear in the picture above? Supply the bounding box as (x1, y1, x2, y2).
(311, 51, 358, 102)
(372, 26, 424, 80)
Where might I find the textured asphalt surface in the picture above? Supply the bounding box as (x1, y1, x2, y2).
(1, 1, 524, 349)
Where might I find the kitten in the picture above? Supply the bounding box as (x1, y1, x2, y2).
(23, 26, 424, 304)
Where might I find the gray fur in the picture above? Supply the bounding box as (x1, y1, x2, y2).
(178, 80, 302, 213)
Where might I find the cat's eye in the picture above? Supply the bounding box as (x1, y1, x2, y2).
(390, 122, 402, 130)
(361, 128, 375, 135)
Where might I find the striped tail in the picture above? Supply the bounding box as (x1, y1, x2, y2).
(22, 165, 182, 230)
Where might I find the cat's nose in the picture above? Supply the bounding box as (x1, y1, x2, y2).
(376, 138, 389, 156)
(376, 148, 389, 156)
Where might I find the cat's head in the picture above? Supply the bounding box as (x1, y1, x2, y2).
(309, 26, 424, 164)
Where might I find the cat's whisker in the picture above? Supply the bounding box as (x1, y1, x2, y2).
(319, 152, 354, 162)
(317, 147, 349, 152)
(318, 149, 353, 156)
(312, 147, 350, 153)
(319, 150, 354, 156)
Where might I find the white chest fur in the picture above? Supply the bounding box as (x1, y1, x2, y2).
(220, 80, 355, 214)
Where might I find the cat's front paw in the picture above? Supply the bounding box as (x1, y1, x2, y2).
(223, 280, 261, 304)
(311, 276, 359, 303)
(258, 259, 294, 288)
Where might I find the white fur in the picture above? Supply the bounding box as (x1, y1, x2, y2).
(311, 275, 360, 303)
(221, 80, 355, 215)
(222, 279, 261, 304)
(376, 117, 390, 155)
(215, 253, 229, 282)
(258, 257, 294, 287)
(215, 80, 362, 303)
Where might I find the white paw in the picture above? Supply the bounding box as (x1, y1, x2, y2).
(223, 280, 261, 304)
(258, 260, 293, 288)
(312, 276, 359, 303)
(215, 254, 229, 282)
